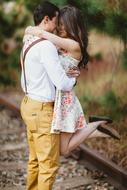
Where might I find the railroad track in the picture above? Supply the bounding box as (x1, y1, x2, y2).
(0, 92, 127, 190)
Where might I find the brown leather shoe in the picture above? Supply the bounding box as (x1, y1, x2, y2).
(97, 125, 120, 140)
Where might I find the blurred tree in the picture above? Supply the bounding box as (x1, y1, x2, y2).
(66, 0, 127, 50)
(105, 0, 127, 50)
(0, 0, 31, 86)
(0, 0, 127, 87)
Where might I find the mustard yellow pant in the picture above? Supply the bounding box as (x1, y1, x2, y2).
(20, 96, 60, 190)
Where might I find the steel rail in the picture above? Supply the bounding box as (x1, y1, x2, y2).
(76, 144, 127, 190)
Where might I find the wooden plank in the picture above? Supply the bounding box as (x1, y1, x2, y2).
(2, 186, 25, 190)
(0, 142, 27, 151)
(53, 176, 93, 190)
(2, 177, 93, 190)
(0, 162, 27, 171)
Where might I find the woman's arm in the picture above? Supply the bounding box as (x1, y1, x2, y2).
(25, 26, 80, 53)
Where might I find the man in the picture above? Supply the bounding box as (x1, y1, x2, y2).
(20, 1, 79, 190)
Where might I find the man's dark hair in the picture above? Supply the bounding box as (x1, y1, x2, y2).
(33, 1, 59, 26)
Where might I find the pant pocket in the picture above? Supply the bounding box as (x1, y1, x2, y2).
(24, 113, 38, 132)
(38, 110, 53, 134)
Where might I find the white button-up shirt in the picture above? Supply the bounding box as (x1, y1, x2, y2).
(21, 38, 75, 102)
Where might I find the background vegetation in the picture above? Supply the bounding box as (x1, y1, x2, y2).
(0, 0, 127, 85)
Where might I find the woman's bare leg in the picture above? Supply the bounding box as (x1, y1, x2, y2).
(88, 129, 110, 138)
(60, 120, 107, 156)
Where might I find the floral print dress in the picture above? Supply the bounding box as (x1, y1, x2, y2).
(51, 53, 87, 133)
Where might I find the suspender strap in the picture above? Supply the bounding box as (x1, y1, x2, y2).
(20, 38, 45, 94)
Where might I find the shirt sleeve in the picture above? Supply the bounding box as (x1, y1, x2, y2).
(40, 40, 76, 91)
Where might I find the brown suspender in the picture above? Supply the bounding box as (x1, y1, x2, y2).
(20, 38, 45, 94)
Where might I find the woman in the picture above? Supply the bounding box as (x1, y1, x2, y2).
(24, 6, 120, 156)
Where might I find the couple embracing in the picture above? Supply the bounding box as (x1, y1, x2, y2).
(20, 1, 120, 190)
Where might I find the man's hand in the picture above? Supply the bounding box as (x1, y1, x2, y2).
(66, 67, 80, 79)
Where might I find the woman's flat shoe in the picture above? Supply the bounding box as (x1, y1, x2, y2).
(89, 115, 113, 124)
(97, 125, 120, 140)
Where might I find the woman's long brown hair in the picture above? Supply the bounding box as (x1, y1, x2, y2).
(59, 6, 89, 68)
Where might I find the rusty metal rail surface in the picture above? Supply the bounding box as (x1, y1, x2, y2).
(76, 145, 127, 190)
(0, 93, 127, 190)
(0, 94, 20, 115)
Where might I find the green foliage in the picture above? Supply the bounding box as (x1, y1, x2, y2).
(24, 0, 44, 12)
(57, 0, 107, 31)
(99, 90, 124, 120)
(93, 53, 103, 61)
(21, 0, 67, 11)
(101, 90, 119, 108)
(51, 0, 67, 7)
(80, 89, 126, 121)
(65, 0, 127, 49)
(82, 0, 106, 31)
(105, 11, 127, 47)
(1, 0, 127, 87)
(0, 1, 31, 87)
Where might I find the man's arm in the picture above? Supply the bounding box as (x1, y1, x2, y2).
(40, 40, 76, 91)
(25, 26, 80, 54)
